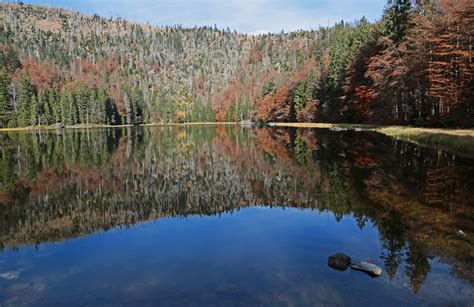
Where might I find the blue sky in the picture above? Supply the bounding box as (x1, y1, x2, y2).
(14, 0, 387, 34)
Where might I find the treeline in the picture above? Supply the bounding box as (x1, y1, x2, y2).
(0, 2, 239, 127)
(256, 17, 373, 123)
(256, 0, 473, 127)
(337, 0, 474, 126)
(0, 64, 216, 127)
(1, 70, 118, 127)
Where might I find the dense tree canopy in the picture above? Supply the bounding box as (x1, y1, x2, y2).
(0, 0, 471, 128)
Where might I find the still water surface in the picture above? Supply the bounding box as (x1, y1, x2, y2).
(0, 126, 473, 306)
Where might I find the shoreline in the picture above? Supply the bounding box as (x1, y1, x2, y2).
(268, 122, 474, 137)
(1, 121, 473, 157)
(2, 122, 474, 136)
(269, 122, 474, 157)
(0, 122, 238, 132)
(2, 122, 473, 137)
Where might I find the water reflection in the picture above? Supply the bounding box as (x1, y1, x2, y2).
(0, 126, 473, 296)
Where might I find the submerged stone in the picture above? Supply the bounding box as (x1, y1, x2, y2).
(328, 253, 352, 271)
(457, 230, 467, 238)
(0, 271, 21, 281)
(350, 262, 382, 277)
(239, 120, 253, 126)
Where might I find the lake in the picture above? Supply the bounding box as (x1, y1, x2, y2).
(0, 126, 473, 306)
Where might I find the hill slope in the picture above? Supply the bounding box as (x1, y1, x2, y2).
(0, 1, 472, 128)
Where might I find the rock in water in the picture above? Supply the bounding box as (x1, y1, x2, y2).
(328, 253, 352, 271)
(350, 262, 382, 277)
(239, 120, 253, 126)
(0, 271, 21, 281)
(457, 230, 467, 238)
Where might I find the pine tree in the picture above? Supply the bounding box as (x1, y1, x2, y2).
(30, 94, 39, 126)
(123, 91, 133, 125)
(305, 70, 315, 103)
(75, 86, 90, 124)
(38, 89, 53, 125)
(263, 80, 276, 96)
(327, 23, 351, 93)
(49, 85, 61, 123)
(95, 88, 107, 124)
(294, 82, 305, 113)
(17, 73, 34, 127)
(384, 0, 413, 44)
(59, 89, 68, 124)
(98, 88, 112, 124)
(131, 86, 144, 124)
(0, 68, 10, 127)
(89, 87, 99, 124)
(5, 46, 20, 72)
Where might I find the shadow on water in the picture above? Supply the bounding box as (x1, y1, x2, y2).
(0, 126, 473, 304)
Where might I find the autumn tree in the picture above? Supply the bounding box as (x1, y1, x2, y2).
(427, 0, 474, 125)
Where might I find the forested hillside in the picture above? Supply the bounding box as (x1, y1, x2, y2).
(0, 0, 472, 128)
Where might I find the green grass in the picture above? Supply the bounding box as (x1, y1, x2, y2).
(377, 127, 474, 158)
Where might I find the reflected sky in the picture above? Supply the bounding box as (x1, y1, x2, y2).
(1, 207, 471, 306)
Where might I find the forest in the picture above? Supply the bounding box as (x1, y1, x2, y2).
(0, 0, 472, 128)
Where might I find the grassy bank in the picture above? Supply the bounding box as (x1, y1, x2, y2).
(270, 122, 474, 158)
(377, 126, 474, 157)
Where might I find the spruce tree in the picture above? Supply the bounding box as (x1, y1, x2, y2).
(123, 91, 133, 125)
(17, 73, 34, 127)
(30, 94, 39, 126)
(38, 89, 53, 125)
(89, 87, 99, 124)
(132, 86, 144, 124)
(96, 88, 106, 124)
(294, 82, 306, 113)
(0, 68, 10, 127)
(98, 88, 111, 124)
(49, 85, 61, 123)
(384, 0, 413, 44)
(305, 71, 315, 103)
(5, 46, 20, 72)
(60, 89, 68, 125)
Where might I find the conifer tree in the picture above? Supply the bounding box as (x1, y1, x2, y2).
(131, 86, 144, 124)
(0, 68, 10, 127)
(305, 70, 315, 103)
(17, 73, 34, 127)
(30, 94, 39, 126)
(59, 89, 68, 124)
(38, 89, 53, 125)
(5, 45, 20, 72)
(98, 88, 111, 124)
(49, 85, 61, 123)
(294, 83, 305, 113)
(123, 91, 133, 125)
(384, 0, 413, 43)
